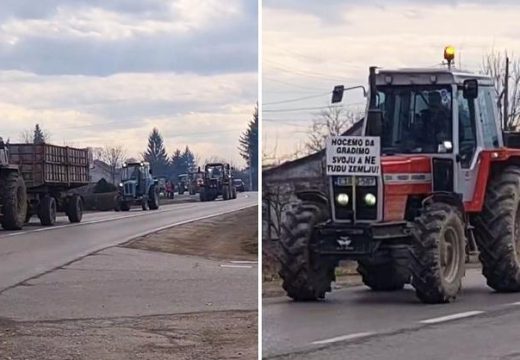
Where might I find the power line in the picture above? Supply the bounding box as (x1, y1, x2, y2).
(263, 101, 365, 113)
(263, 91, 331, 106)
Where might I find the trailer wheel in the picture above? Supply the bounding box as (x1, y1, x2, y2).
(0, 171, 27, 230)
(475, 165, 520, 292)
(148, 186, 159, 210)
(39, 196, 57, 226)
(279, 202, 336, 301)
(67, 195, 83, 223)
(409, 202, 465, 303)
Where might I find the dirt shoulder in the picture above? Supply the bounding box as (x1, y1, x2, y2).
(123, 206, 258, 261)
(0, 310, 257, 360)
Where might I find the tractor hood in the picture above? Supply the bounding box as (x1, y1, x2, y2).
(381, 155, 431, 178)
(380, 155, 433, 221)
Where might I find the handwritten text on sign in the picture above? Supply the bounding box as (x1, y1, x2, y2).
(326, 136, 381, 176)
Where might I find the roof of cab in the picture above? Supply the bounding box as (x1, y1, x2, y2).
(376, 67, 494, 86)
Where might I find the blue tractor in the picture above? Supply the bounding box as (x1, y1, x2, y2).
(115, 161, 160, 211)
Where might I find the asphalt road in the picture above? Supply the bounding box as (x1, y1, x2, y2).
(0, 192, 257, 293)
(263, 268, 520, 359)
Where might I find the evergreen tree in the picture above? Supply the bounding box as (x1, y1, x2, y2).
(143, 128, 169, 177)
(238, 106, 258, 190)
(180, 146, 197, 174)
(170, 148, 182, 178)
(33, 124, 47, 144)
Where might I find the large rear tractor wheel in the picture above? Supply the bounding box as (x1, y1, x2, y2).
(409, 202, 466, 303)
(358, 250, 410, 291)
(148, 187, 160, 210)
(278, 202, 336, 301)
(67, 195, 83, 223)
(199, 189, 206, 202)
(475, 166, 520, 292)
(0, 171, 27, 230)
(39, 196, 57, 226)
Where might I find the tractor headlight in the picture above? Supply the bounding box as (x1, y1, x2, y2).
(364, 193, 377, 206)
(336, 193, 349, 206)
(119, 183, 123, 187)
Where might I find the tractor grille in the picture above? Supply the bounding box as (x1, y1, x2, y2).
(124, 182, 135, 196)
(331, 176, 378, 222)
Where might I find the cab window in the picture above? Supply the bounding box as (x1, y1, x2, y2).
(457, 91, 477, 168)
(478, 86, 499, 148)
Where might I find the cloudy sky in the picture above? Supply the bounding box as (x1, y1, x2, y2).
(0, 0, 257, 165)
(263, 0, 520, 162)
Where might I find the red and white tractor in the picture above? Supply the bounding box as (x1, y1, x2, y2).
(278, 47, 520, 303)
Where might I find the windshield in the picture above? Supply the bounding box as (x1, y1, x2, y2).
(376, 85, 452, 154)
(121, 165, 141, 181)
(206, 165, 223, 178)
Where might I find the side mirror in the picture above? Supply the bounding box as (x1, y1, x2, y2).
(463, 79, 478, 99)
(331, 85, 344, 103)
(366, 109, 383, 137)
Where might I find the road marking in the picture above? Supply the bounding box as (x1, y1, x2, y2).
(311, 332, 375, 345)
(419, 311, 484, 324)
(220, 264, 253, 269)
(507, 301, 520, 306)
(230, 260, 258, 264)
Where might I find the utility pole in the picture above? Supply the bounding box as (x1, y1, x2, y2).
(504, 56, 510, 130)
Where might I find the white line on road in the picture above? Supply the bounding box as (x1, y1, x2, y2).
(507, 301, 520, 306)
(220, 264, 253, 269)
(311, 332, 375, 346)
(230, 260, 258, 264)
(419, 311, 484, 324)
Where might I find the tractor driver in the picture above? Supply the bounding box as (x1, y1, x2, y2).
(429, 91, 451, 143)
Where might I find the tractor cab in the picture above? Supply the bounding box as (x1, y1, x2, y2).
(121, 162, 151, 195)
(206, 163, 226, 179)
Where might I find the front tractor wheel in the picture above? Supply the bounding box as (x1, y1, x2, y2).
(475, 166, 520, 292)
(278, 203, 336, 301)
(410, 202, 466, 303)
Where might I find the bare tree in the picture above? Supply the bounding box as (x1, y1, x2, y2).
(98, 145, 127, 184)
(305, 106, 362, 154)
(481, 50, 520, 130)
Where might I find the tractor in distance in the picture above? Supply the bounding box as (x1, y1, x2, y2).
(278, 46, 520, 304)
(199, 162, 237, 202)
(115, 161, 160, 211)
(177, 174, 189, 195)
(188, 170, 204, 195)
